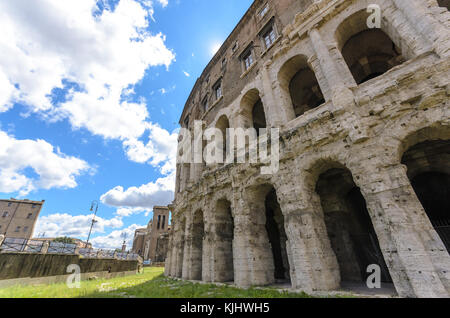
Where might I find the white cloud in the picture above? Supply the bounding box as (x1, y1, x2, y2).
(0, 0, 175, 143)
(123, 123, 178, 172)
(90, 223, 145, 249)
(157, 0, 169, 8)
(33, 213, 123, 240)
(115, 207, 150, 217)
(0, 130, 92, 195)
(100, 172, 175, 209)
(183, 71, 190, 77)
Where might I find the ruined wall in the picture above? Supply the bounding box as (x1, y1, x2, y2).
(167, 0, 450, 298)
(0, 253, 139, 280)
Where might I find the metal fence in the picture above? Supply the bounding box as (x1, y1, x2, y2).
(0, 238, 44, 253)
(0, 237, 140, 261)
(47, 241, 77, 254)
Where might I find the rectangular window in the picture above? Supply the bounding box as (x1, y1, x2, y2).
(258, 5, 269, 19)
(8, 202, 12, 207)
(202, 96, 209, 112)
(2, 212, 8, 218)
(232, 42, 238, 53)
(214, 82, 222, 100)
(243, 50, 254, 71)
(162, 215, 166, 229)
(27, 213, 33, 219)
(157, 215, 161, 230)
(23, 226, 29, 233)
(263, 26, 276, 49)
(15, 226, 21, 232)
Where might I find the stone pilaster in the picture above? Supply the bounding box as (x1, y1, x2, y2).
(393, 0, 450, 57)
(274, 179, 340, 292)
(362, 164, 450, 297)
(308, 27, 368, 144)
(233, 194, 275, 287)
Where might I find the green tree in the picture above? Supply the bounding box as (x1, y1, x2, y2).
(53, 237, 76, 244)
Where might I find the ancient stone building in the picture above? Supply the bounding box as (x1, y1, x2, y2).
(132, 206, 171, 261)
(165, 0, 450, 298)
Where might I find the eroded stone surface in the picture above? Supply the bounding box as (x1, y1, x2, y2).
(165, 0, 450, 298)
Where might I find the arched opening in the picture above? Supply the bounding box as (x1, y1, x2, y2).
(240, 89, 267, 134)
(215, 199, 234, 282)
(216, 115, 230, 164)
(252, 99, 267, 134)
(337, 10, 406, 85)
(438, 0, 450, 10)
(316, 168, 392, 286)
(191, 210, 205, 280)
(401, 140, 450, 253)
(265, 188, 290, 281)
(278, 55, 324, 118)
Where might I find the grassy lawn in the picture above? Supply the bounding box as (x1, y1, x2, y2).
(0, 267, 316, 298)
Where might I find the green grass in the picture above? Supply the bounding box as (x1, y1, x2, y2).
(0, 267, 317, 298)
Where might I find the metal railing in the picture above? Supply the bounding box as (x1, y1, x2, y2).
(47, 241, 77, 254)
(0, 237, 140, 261)
(0, 238, 44, 253)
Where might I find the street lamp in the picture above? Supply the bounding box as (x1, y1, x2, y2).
(86, 200, 99, 247)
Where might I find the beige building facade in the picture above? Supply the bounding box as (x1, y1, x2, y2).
(0, 198, 44, 239)
(132, 206, 171, 261)
(165, 0, 450, 298)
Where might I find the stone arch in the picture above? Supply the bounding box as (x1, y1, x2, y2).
(335, 9, 407, 85)
(215, 115, 230, 164)
(437, 0, 450, 10)
(190, 209, 205, 280)
(277, 54, 325, 118)
(314, 165, 393, 286)
(213, 198, 235, 282)
(399, 127, 450, 253)
(240, 88, 267, 132)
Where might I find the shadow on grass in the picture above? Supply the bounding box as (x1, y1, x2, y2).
(80, 274, 314, 299)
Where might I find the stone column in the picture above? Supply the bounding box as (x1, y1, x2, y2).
(261, 63, 292, 127)
(274, 179, 340, 292)
(361, 164, 450, 297)
(164, 231, 173, 276)
(308, 27, 369, 144)
(232, 193, 275, 288)
(41, 241, 50, 254)
(202, 220, 213, 282)
(308, 27, 355, 111)
(393, 0, 450, 57)
(181, 219, 190, 280)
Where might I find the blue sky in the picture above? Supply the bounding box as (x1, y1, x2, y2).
(0, 0, 252, 249)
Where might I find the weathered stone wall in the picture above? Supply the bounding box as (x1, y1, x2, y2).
(167, 0, 450, 298)
(0, 253, 139, 280)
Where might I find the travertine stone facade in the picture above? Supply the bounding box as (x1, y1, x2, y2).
(165, 0, 450, 298)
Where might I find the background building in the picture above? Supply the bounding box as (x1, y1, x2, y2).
(0, 198, 44, 239)
(132, 206, 171, 261)
(166, 0, 450, 298)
